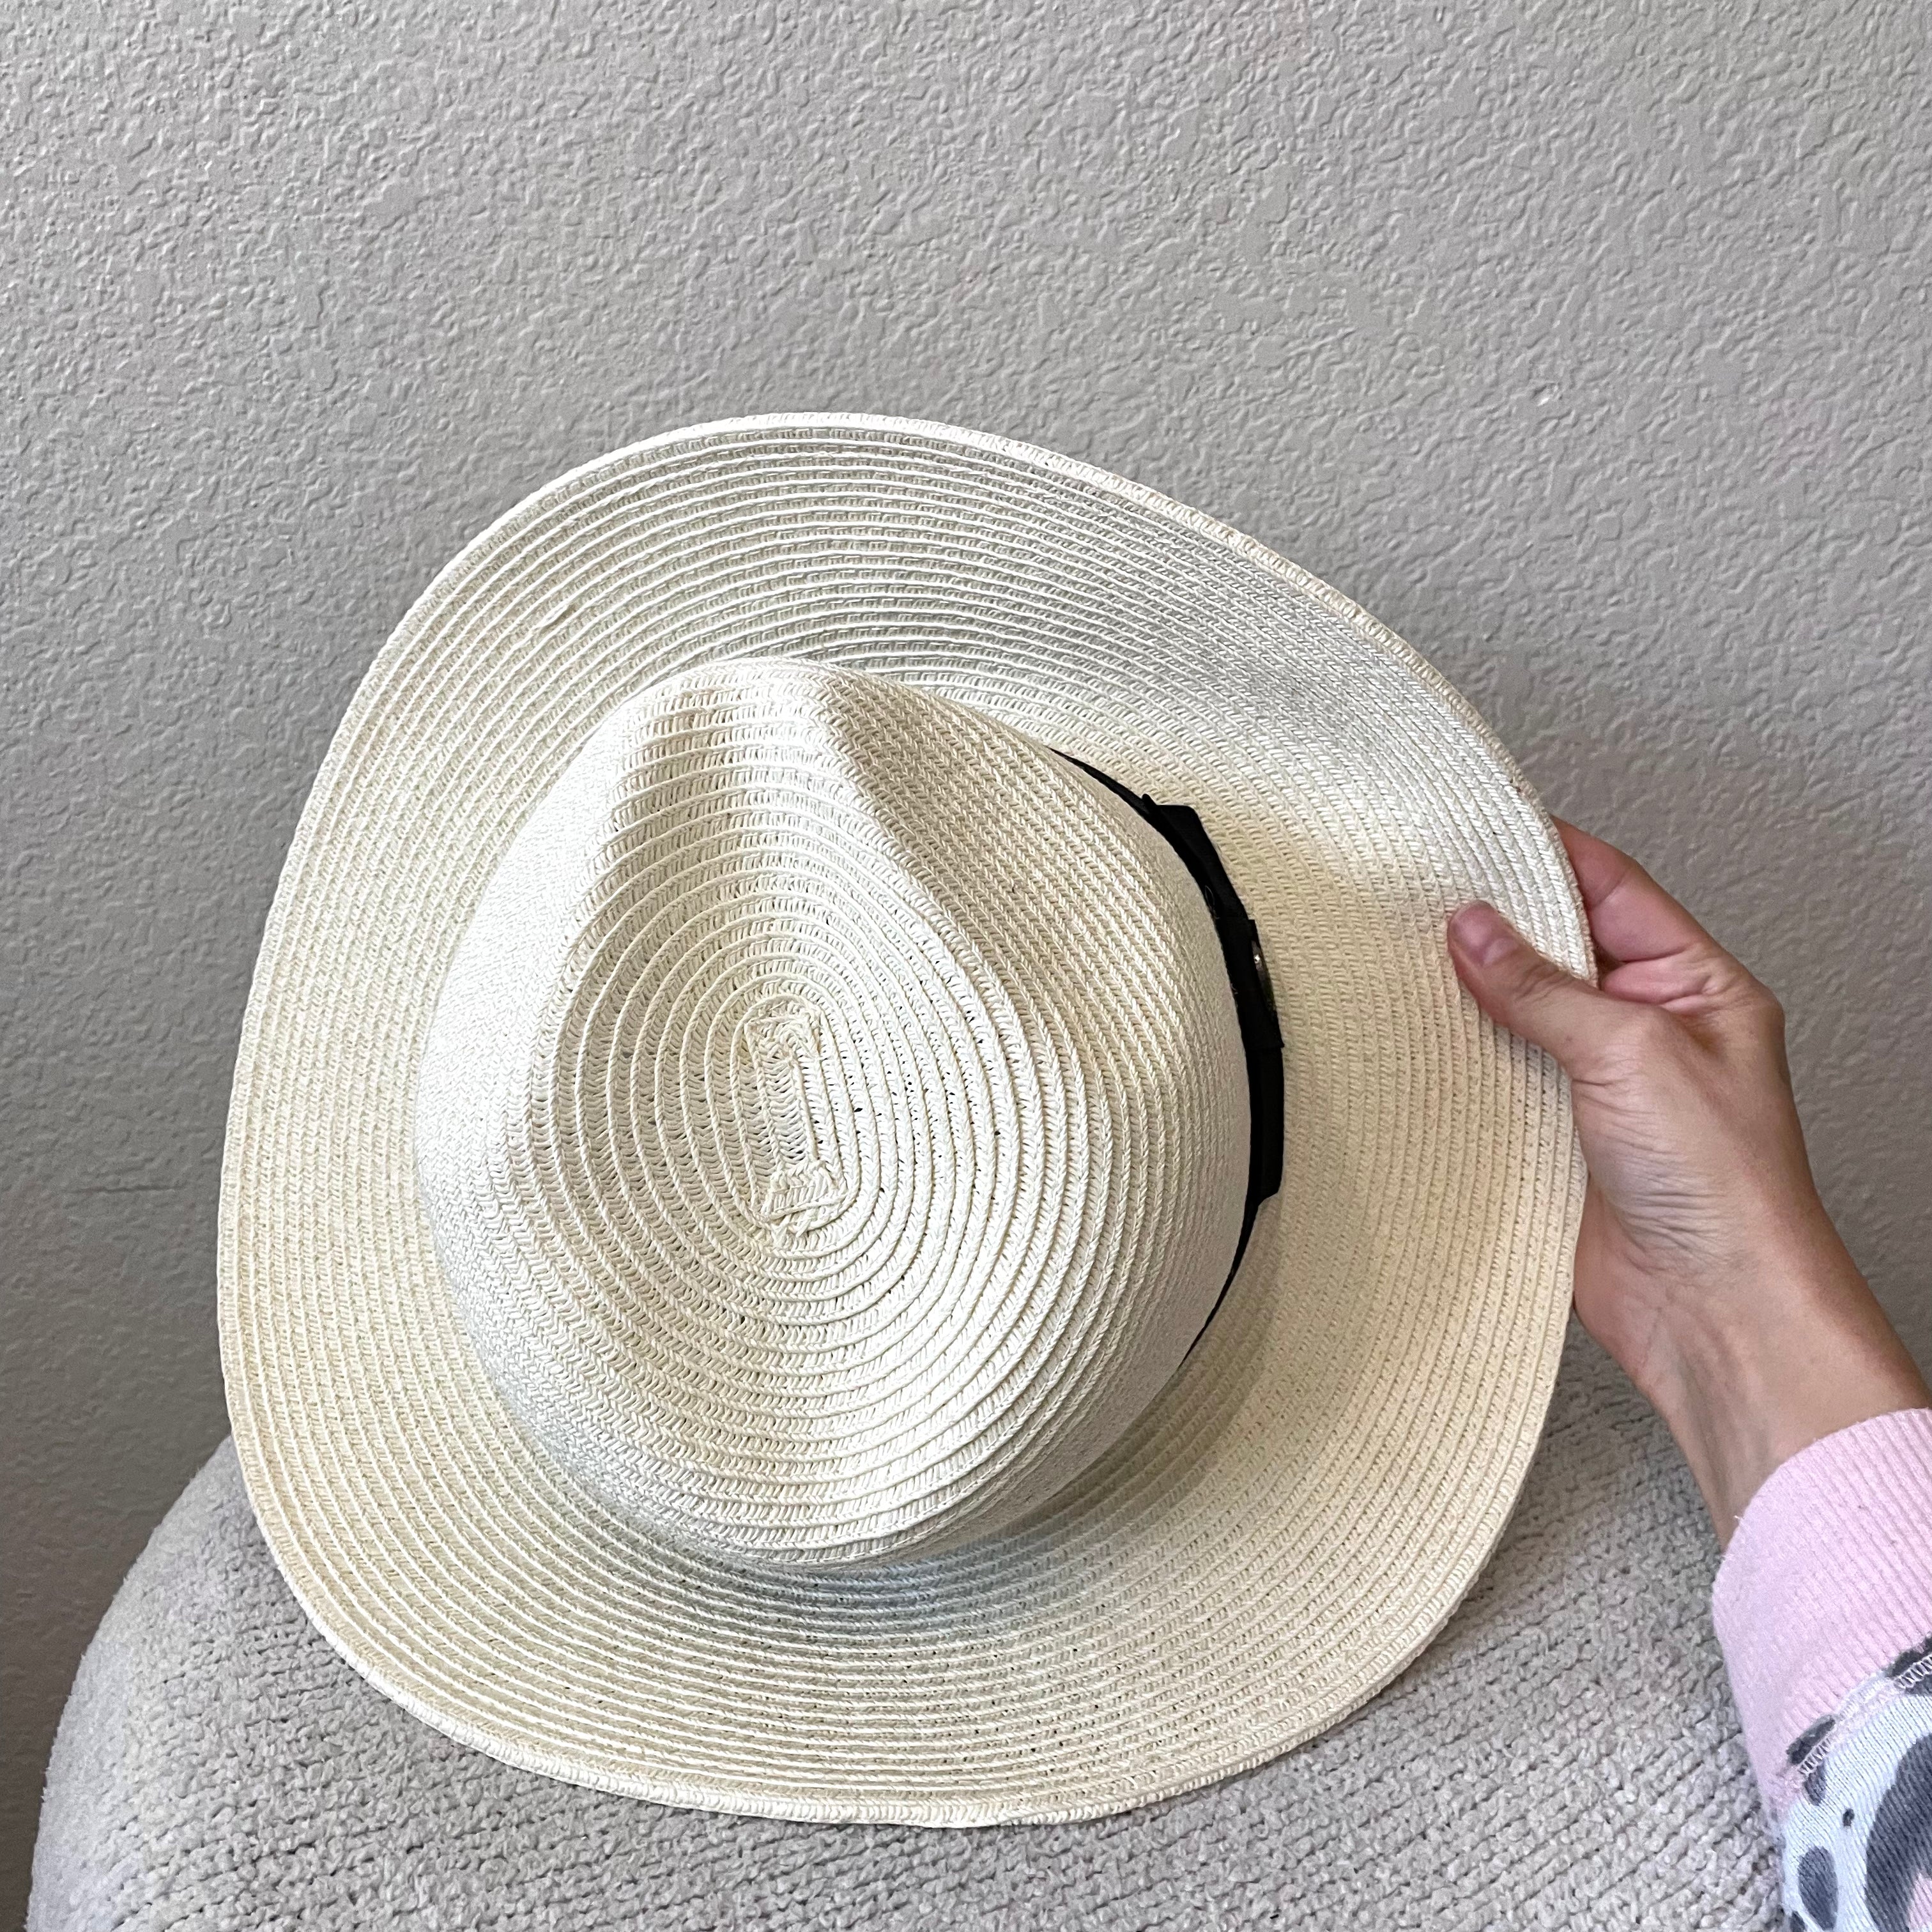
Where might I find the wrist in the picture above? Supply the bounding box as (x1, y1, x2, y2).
(1639, 1245, 1930, 1542)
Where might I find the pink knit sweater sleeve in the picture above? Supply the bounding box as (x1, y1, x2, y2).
(1711, 1406, 1932, 1931)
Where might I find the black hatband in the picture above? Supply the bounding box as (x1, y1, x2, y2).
(1062, 756, 1285, 1334)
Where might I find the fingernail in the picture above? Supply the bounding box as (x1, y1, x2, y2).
(1450, 902, 1517, 965)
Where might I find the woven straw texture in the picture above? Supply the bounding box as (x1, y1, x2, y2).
(414, 664, 1249, 1568)
(218, 414, 1591, 1825)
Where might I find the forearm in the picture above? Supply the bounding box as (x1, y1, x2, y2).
(1638, 1235, 1929, 1544)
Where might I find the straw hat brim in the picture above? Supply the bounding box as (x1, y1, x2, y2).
(219, 414, 1588, 1825)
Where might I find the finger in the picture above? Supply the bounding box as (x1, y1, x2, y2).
(1552, 820, 1722, 967)
(1448, 901, 1636, 1077)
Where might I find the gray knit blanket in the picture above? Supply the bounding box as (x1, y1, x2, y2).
(29, 1328, 1777, 1929)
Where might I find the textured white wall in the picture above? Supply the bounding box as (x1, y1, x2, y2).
(5, 0, 1928, 1914)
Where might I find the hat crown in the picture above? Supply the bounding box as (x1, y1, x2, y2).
(416, 661, 1249, 1567)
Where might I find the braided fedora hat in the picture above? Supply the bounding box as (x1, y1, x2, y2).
(220, 414, 1588, 1825)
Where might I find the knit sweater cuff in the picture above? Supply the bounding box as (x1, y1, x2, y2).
(1712, 1406, 1932, 1810)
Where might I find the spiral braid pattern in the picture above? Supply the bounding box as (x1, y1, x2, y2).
(415, 663, 1245, 1565)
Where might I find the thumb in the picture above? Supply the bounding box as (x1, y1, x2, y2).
(1447, 902, 1627, 1077)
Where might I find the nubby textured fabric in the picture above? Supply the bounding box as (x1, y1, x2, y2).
(34, 1335, 1784, 1929)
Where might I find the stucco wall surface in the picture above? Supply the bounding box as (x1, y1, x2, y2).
(4, 0, 1928, 1919)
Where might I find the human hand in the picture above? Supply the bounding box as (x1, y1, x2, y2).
(1446, 822, 1928, 1544)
